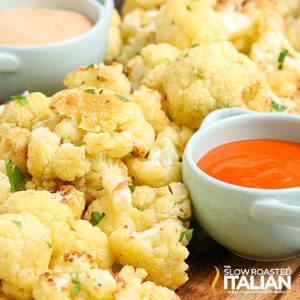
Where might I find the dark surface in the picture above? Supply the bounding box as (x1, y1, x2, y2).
(115, 0, 123, 10)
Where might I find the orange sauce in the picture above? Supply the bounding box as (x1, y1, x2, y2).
(197, 139, 300, 189)
(0, 9, 92, 45)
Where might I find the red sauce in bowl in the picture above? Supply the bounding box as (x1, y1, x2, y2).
(197, 139, 300, 189)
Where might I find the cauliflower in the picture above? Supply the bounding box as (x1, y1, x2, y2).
(0, 92, 53, 129)
(132, 86, 170, 132)
(51, 220, 113, 270)
(126, 43, 180, 93)
(106, 10, 123, 61)
(117, 9, 157, 63)
(0, 213, 52, 299)
(250, 11, 300, 102)
(54, 185, 86, 219)
(126, 137, 182, 187)
(157, 123, 194, 156)
(64, 62, 131, 96)
(114, 265, 179, 300)
(0, 170, 10, 204)
(155, 0, 228, 49)
(287, 16, 300, 52)
(132, 182, 191, 225)
(51, 89, 155, 158)
(163, 40, 284, 130)
(109, 220, 189, 290)
(122, 0, 167, 15)
(0, 124, 30, 173)
(33, 256, 177, 300)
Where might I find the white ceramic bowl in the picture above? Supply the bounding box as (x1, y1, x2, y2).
(183, 108, 300, 261)
(0, 0, 113, 101)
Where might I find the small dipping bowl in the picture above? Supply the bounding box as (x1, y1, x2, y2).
(183, 108, 300, 262)
(0, 0, 113, 101)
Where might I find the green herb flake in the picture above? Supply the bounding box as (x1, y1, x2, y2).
(178, 157, 183, 162)
(278, 49, 289, 70)
(187, 5, 191, 11)
(114, 94, 131, 102)
(85, 88, 97, 95)
(191, 43, 199, 48)
(11, 95, 29, 105)
(271, 100, 288, 112)
(47, 242, 52, 248)
(178, 216, 192, 223)
(6, 160, 25, 193)
(129, 185, 136, 193)
(12, 220, 22, 228)
(183, 53, 189, 58)
(72, 272, 81, 296)
(90, 211, 105, 226)
(86, 64, 95, 69)
(179, 228, 194, 242)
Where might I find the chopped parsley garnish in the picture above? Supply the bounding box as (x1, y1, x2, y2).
(90, 211, 105, 226)
(6, 160, 25, 193)
(191, 43, 199, 48)
(178, 216, 192, 223)
(114, 94, 131, 102)
(187, 5, 191, 11)
(85, 88, 97, 95)
(178, 157, 183, 162)
(271, 100, 288, 112)
(278, 49, 289, 70)
(72, 272, 81, 296)
(183, 53, 189, 58)
(86, 64, 95, 69)
(179, 228, 194, 242)
(129, 185, 136, 193)
(12, 220, 22, 228)
(11, 95, 29, 105)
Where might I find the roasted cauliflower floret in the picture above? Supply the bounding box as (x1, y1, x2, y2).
(132, 182, 191, 225)
(51, 89, 155, 158)
(127, 137, 182, 187)
(126, 43, 180, 92)
(122, 0, 167, 15)
(51, 220, 113, 270)
(250, 11, 300, 102)
(0, 213, 52, 299)
(163, 40, 274, 130)
(54, 185, 86, 219)
(114, 265, 179, 300)
(0, 124, 30, 173)
(132, 86, 170, 132)
(118, 8, 157, 63)
(64, 62, 131, 96)
(51, 143, 91, 182)
(157, 123, 194, 156)
(106, 10, 123, 61)
(33, 266, 116, 300)
(110, 220, 189, 290)
(0, 92, 53, 130)
(155, 0, 227, 49)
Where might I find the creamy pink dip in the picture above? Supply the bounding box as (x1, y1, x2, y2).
(0, 9, 93, 45)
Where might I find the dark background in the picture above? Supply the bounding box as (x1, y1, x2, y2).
(115, 0, 123, 11)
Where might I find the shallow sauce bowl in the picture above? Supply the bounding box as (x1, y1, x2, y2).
(183, 108, 300, 261)
(0, 0, 113, 101)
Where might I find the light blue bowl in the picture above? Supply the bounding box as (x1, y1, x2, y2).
(183, 108, 300, 261)
(0, 0, 113, 101)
